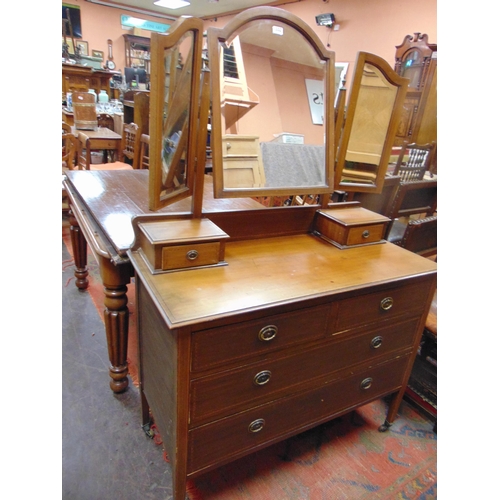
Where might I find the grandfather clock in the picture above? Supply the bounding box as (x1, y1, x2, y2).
(393, 33, 437, 147)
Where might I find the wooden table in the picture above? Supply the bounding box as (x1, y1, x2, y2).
(75, 127, 123, 169)
(63, 170, 264, 393)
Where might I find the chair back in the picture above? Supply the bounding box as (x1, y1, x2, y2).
(97, 113, 115, 131)
(119, 122, 141, 169)
(398, 216, 437, 259)
(389, 179, 437, 219)
(72, 91, 97, 130)
(138, 134, 150, 170)
(62, 132, 79, 171)
(393, 141, 436, 182)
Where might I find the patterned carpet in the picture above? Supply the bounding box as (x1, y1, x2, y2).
(62, 219, 437, 499)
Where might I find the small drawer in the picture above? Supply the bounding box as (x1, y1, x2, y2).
(335, 281, 433, 331)
(187, 355, 409, 474)
(190, 317, 420, 424)
(191, 304, 331, 372)
(314, 207, 390, 249)
(162, 242, 221, 270)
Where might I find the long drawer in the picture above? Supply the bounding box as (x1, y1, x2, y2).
(187, 355, 409, 474)
(190, 317, 420, 424)
(191, 304, 331, 372)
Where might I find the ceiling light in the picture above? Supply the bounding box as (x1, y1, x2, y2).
(154, 0, 190, 9)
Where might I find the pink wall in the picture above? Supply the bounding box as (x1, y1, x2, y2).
(70, 0, 436, 79)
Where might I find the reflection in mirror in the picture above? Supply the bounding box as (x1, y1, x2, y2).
(149, 18, 203, 211)
(208, 8, 335, 200)
(335, 52, 409, 194)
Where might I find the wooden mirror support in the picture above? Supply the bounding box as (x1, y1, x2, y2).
(335, 52, 409, 194)
(149, 17, 204, 211)
(207, 7, 336, 202)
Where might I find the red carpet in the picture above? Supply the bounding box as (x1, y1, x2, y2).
(63, 221, 437, 499)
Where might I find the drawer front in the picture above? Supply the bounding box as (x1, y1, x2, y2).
(336, 281, 432, 331)
(187, 355, 409, 474)
(190, 317, 420, 424)
(346, 224, 386, 246)
(223, 138, 259, 156)
(191, 304, 331, 372)
(162, 242, 221, 270)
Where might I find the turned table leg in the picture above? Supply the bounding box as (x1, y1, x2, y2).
(99, 256, 132, 393)
(68, 209, 89, 290)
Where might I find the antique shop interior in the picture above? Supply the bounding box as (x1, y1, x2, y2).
(48, 0, 481, 498)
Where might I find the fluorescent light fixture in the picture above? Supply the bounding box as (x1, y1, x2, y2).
(154, 0, 190, 8)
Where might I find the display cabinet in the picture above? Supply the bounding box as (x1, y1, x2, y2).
(393, 33, 437, 146)
(123, 34, 151, 76)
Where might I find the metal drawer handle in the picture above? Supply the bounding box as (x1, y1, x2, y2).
(370, 336, 383, 349)
(258, 325, 277, 342)
(254, 370, 272, 386)
(362, 230, 370, 239)
(380, 297, 394, 311)
(186, 250, 199, 261)
(248, 418, 265, 433)
(360, 377, 373, 390)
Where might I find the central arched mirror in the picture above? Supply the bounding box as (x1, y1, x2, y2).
(207, 7, 336, 199)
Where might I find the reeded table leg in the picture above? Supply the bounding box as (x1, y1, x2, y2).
(68, 209, 88, 290)
(99, 256, 131, 393)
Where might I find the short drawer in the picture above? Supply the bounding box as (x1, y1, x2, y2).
(187, 355, 409, 474)
(191, 304, 331, 372)
(190, 317, 420, 424)
(335, 280, 433, 331)
(223, 136, 259, 156)
(162, 242, 222, 270)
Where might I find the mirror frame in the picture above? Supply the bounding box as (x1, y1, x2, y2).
(207, 7, 336, 200)
(149, 17, 204, 211)
(335, 52, 409, 194)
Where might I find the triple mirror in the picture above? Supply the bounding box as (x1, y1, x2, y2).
(148, 17, 203, 211)
(207, 7, 336, 199)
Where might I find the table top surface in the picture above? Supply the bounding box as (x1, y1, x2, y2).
(131, 232, 437, 328)
(74, 127, 122, 140)
(64, 170, 264, 253)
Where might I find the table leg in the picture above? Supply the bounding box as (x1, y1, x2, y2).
(68, 209, 89, 290)
(99, 256, 131, 393)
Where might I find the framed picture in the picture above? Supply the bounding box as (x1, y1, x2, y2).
(62, 37, 75, 54)
(92, 50, 104, 60)
(76, 40, 89, 56)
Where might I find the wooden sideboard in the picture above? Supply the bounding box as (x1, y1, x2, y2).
(62, 63, 115, 96)
(128, 208, 437, 500)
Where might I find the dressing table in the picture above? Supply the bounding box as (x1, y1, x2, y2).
(122, 9, 436, 499)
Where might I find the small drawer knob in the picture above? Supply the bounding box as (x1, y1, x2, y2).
(380, 297, 393, 311)
(226, 142, 232, 150)
(360, 377, 373, 390)
(254, 370, 272, 386)
(186, 250, 199, 261)
(362, 230, 370, 239)
(248, 418, 265, 433)
(258, 325, 277, 342)
(370, 336, 383, 349)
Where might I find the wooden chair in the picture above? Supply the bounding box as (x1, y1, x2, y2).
(97, 113, 115, 131)
(84, 122, 140, 171)
(386, 179, 437, 243)
(62, 126, 80, 212)
(395, 215, 437, 259)
(138, 134, 150, 169)
(393, 141, 436, 182)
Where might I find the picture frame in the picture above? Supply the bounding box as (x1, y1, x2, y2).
(62, 37, 75, 55)
(76, 40, 89, 56)
(92, 50, 104, 60)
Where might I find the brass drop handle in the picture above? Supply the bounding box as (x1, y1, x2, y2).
(360, 377, 373, 390)
(362, 230, 370, 239)
(186, 250, 199, 261)
(254, 370, 272, 386)
(248, 418, 265, 433)
(380, 297, 393, 311)
(258, 325, 278, 342)
(370, 336, 383, 349)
